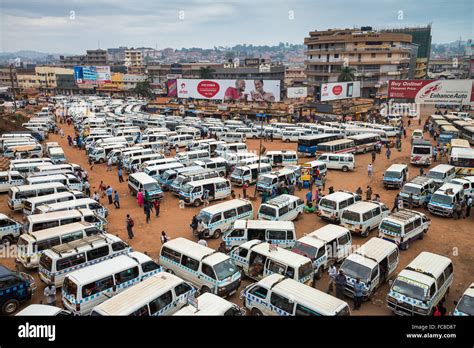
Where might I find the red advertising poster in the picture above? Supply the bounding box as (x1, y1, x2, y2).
(167, 79, 177, 97)
(388, 80, 435, 99)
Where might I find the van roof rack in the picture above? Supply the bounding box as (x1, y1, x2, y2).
(405, 266, 436, 280)
(266, 195, 295, 208)
(49, 234, 109, 257)
(389, 209, 419, 222)
(409, 176, 432, 186)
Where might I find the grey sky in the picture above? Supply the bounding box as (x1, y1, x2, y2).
(0, 0, 472, 53)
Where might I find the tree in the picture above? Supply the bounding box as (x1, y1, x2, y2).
(134, 80, 154, 99)
(338, 66, 356, 82)
(199, 66, 216, 79)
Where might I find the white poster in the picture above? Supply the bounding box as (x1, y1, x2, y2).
(177, 79, 281, 102)
(287, 87, 308, 98)
(321, 81, 361, 101)
(414, 80, 473, 105)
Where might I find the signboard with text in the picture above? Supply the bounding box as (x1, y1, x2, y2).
(320, 81, 361, 101)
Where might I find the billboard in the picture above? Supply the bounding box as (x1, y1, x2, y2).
(287, 87, 308, 99)
(74, 66, 111, 85)
(167, 79, 177, 97)
(320, 81, 361, 101)
(388, 79, 474, 105)
(177, 79, 281, 102)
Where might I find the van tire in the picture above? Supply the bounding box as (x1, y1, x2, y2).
(2, 299, 19, 315)
(193, 199, 202, 207)
(213, 229, 221, 239)
(166, 269, 174, 275)
(418, 232, 424, 240)
(342, 166, 349, 172)
(400, 242, 409, 251)
(201, 286, 211, 294)
(285, 139, 290, 143)
(1, 236, 12, 246)
(251, 308, 263, 316)
(99, 158, 104, 164)
(315, 267, 323, 280)
(361, 228, 370, 238)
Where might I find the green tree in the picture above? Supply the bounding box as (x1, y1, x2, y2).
(338, 66, 356, 82)
(199, 66, 216, 79)
(134, 80, 154, 99)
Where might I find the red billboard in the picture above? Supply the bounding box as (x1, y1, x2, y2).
(167, 79, 177, 97)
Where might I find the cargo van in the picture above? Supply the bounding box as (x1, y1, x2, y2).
(340, 238, 399, 299)
(316, 153, 355, 172)
(0, 171, 25, 193)
(39, 234, 131, 287)
(36, 197, 108, 218)
(383, 164, 409, 188)
(16, 222, 103, 269)
(159, 238, 241, 297)
(387, 252, 453, 316)
(258, 194, 304, 221)
(256, 167, 300, 194)
(174, 292, 244, 316)
(27, 174, 83, 191)
(340, 201, 390, 237)
(170, 169, 220, 195)
(90, 272, 196, 316)
(399, 176, 436, 207)
(427, 164, 456, 188)
(453, 283, 474, 316)
(230, 240, 314, 285)
(23, 190, 86, 215)
(179, 177, 231, 206)
(61, 252, 162, 315)
(428, 183, 465, 217)
(175, 150, 210, 166)
(192, 158, 227, 176)
(8, 183, 67, 210)
(0, 214, 22, 245)
(241, 274, 350, 316)
(317, 191, 360, 222)
(128, 172, 164, 200)
(378, 209, 431, 250)
(223, 220, 296, 249)
(266, 151, 298, 166)
(230, 163, 272, 186)
(144, 163, 184, 183)
(195, 199, 253, 238)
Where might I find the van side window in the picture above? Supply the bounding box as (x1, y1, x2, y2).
(388, 251, 398, 265)
(370, 267, 378, 280)
(337, 234, 350, 246)
(436, 272, 446, 290)
(202, 264, 216, 279)
(181, 256, 199, 272)
(36, 237, 61, 251)
(85, 227, 101, 236)
(149, 291, 173, 315)
(444, 263, 453, 280)
(174, 282, 193, 297)
(61, 231, 84, 244)
(141, 261, 160, 273)
(112, 241, 128, 252)
(270, 292, 294, 314)
(295, 304, 319, 316)
(210, 214, 221, 224)
(114, 266, 139, 285)
(86, 246, 109, 261)
(223, 209, 237, 220)
(268, 230, 286, 241)
(62, 217, 82, 225)
(267, 260, 286, 275)
(238, 247, 248, 258)
(83, 276, 114, 297)
(249, 285, 267, 299)
(57, 253, 86, 271)
(362, 211, 372, 221)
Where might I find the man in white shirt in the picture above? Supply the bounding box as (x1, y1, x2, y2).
(327, 264, 337, 293)
(44, 284, 56, 306)
(197, 239, 208, 247)
(107, 157, 113, 171)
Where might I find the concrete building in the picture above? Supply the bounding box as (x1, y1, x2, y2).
(35, 66, 74, 90)
(107, 47, 128, 63)
(428, 57, 471, 79)
(125, 50, 144, 67)
(122, 74, 147, 90)
(17, 71, 39, 90)
(0, 67, 18, 89)
(86, 49, 108, 66)
(304, 27, 413, 98)
(56, 74, 79, 94)
(285, 66, 306, 87)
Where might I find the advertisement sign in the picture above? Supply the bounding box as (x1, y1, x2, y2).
(177, 79, 281, 102)
(74, 66, 111, 85)
(287, 87, 308, 99)
(167, 79, 177, 97)
(320, 81, 361, 101)
(95, 66, 111, 84)
(388, 79, 474, 105)
(245, 58, 260, 66)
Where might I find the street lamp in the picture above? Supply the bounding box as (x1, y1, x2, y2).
(253, 113, 266, 198)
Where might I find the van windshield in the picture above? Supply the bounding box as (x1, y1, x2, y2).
(431, 193, 453, 205)
(232, 168, 244, 177)
(161, 171, 174, 180)
(413, 146, 431, 155)
(401, 185, 421, 195)
(292, 242, 318, 260)
(144, 183, 159, 192)
(213, 259, 238, 281)
(259, 176, 274, 186)
(384, 171, 401, 178)
(62, 277, 77, 299)
(457, 294, 474, 316)
(392, 278, 427, 301)
(39, 254, 53, 271)
(379, 221, 402, 234)
(197, 211, 212, 224)
(259, 205, 276, 217)
(341, 259, 371, 282)
(181, 183, 193, 193)
(428, 171, 445, 180)
(319, 199, 336, 210)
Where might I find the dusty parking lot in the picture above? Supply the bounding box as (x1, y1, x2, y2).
(1, 104, 472, 315)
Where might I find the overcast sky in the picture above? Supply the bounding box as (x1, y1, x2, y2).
(0, 0, 472, 53)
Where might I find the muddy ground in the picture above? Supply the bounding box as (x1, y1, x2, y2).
(1, 104, 472, 315)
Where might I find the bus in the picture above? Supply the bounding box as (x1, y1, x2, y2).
(461, 126, 474, 145)
(316, 139, 356, 155)
(297, 134, 343, 157)
(347, 134, 381, 154)
(449, 147, 474, 176)
(439, 125, 459, 144)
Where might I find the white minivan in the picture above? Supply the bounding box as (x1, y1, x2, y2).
(317, 153, 355, 172)
(0, 171, 25, 193)
(317, 191, 360, 222)
(340, 201, 390, 237)
(427, 164, 456, 188)
(178, 177, 231, 207)
(258, 194, 304, 221)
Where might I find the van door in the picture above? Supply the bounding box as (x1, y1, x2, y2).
(336, 232, 351, 261)
(273, 154, 283, 166)
(267, 230, 288, 248)
(203, 183, 215, 200)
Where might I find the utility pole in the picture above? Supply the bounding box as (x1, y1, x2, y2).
(253, 113, 266, 198)
(9, 64, 17, 111)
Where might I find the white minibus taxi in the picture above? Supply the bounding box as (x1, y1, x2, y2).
(215, 142, 248, 157)
(16, 222, 103, 269)
(0, 171, 25, 192)
(223, 220, 296, 249)
(387, 252, 453, 316)
(128, 172, 164, 200)
(39, 234, 132, 287)
(427, 164, 456, 188)
(340, 201, 390, 237)
(192, 158, 227, 176)
(428, 183, 465, 217)
(178, 177, 231, 207)
(0, 214, 22, 245)
(62, 252, 162, 315)
(340, 238, 399, 299)
(26, 174, 83, 191)
(231, 240, 314, 285)
(316, 153, 355, 172)
(453, 283, 474, 316)
(170, 169, 220, 195)
(48, 147, 66, 164)
(174, 292, 244, 316)
(36, 198, 109, 218)
(8, 183, 67, 210)
(241, 274, 350, 316)
(175, 150, 210, 166)
(266, 151, 298, 167)
(169, 134, 194, 148)
(230, 163, 272, 186)
(195, 199, 253, 239)
(90, 272, 196, 316)
(144, 163, 184, 183)
(258, 194, 304, 221)
(23, 190, 86, 215)
(383, 164, 409, 189)
(159, 238, 241, 297)
(317, 191, 360, 222)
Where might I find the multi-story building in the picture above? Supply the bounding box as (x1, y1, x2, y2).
(107, 47, 128, 64)
(56, 74, 79, 94)
(86, 49, 108, 66)
(59, 55, 87, 68)
(125, 50, 144, 67)
(0, 67, 18, 89)
(17, 70, 39, 90)
(428, 57, 471, 79)
(285, 66, 306, 87)
(122, 74, 147, 90)
(35, 66, 74, 90)
(304, 27, 413, 98)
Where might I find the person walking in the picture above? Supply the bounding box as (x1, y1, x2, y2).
(44, 284, 56, 306)
(92, 191, 100, 202)
(433, 147, 438, 162)
(335, 270, 346, 300)
(153, 199, 160, 217)
(306, 190, 313, 206)
(160, 231, 169, 244)
(353, 278, 364, 310)
(466, 196, 472, 217)
(113, 190, 120, 209)
(107, 157, 112, 171)
(371, 150, 376, 163)
(391, 194, 400, 212)
(190, 215, 198, 236)
(118, 167, 124, 183)
(203, 188, 210, 207)
(386, 147, 391, 160)
(144, 201, 151, 224)
(126, 214, 134, 240)
(242, 182, 248, 199)
(419, 167, 425, 176)
(461, 199, 467, 219)
(368, 163, 373, 177)
(326, 264, 337, 294)
(408, 193, 414, 209)
(366, 186, 373, 201)
(105, 186, 113, 205)
(137, 190, 144, 207)
(84, 180, 91, 197)
(356, 186, 363, 199)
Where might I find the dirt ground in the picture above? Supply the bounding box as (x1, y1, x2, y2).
(1, 104, 472, 315)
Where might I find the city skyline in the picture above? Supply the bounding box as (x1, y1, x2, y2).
(1, 0, 472, 54)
